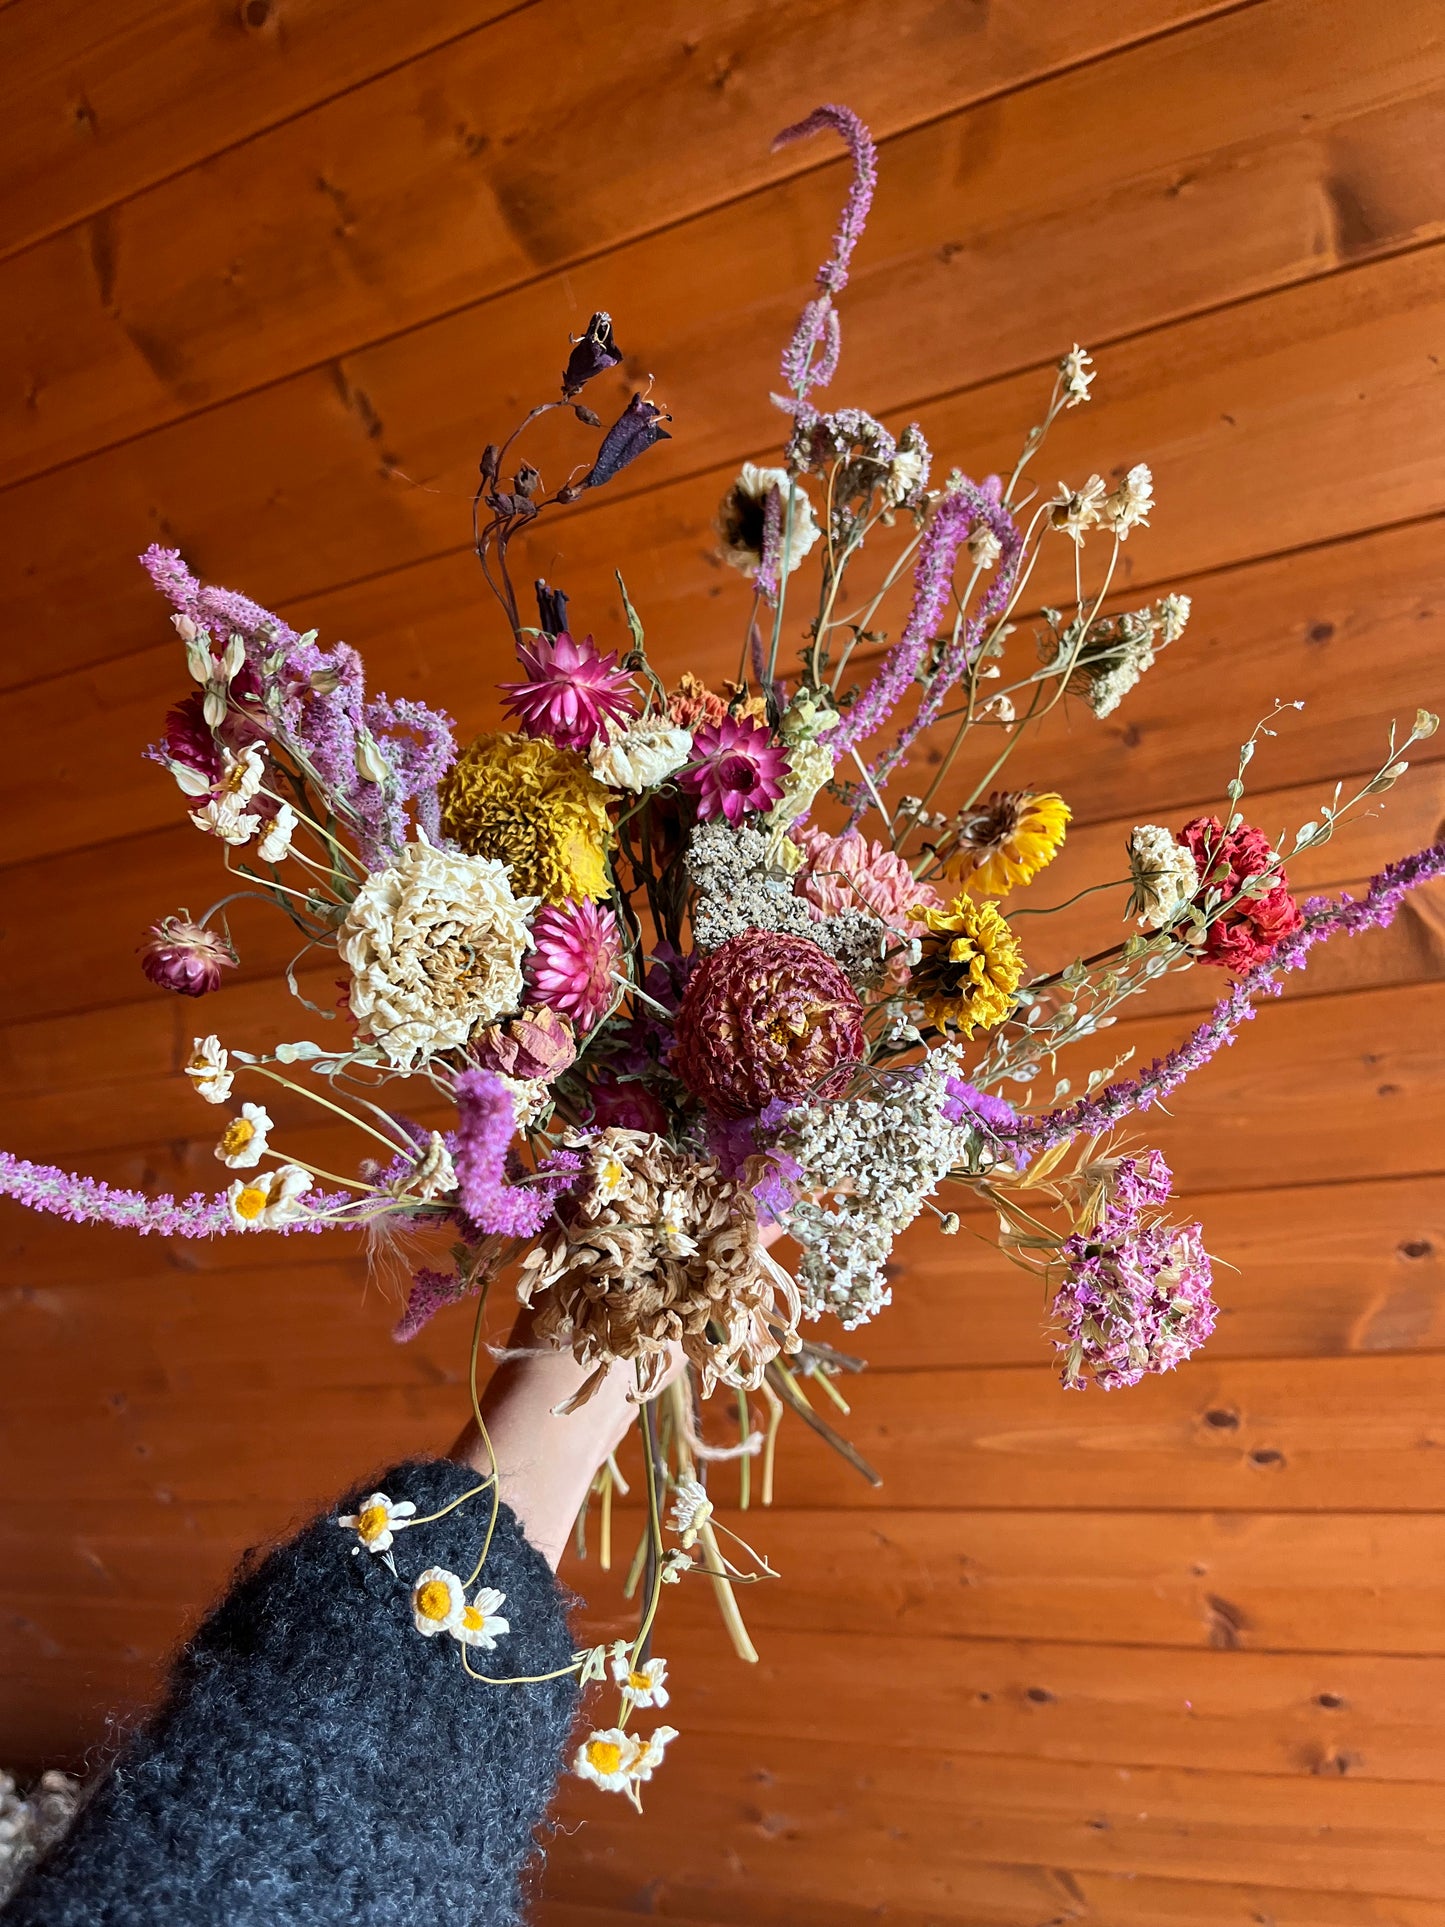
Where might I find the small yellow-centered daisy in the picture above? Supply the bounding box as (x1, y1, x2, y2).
(337, 1490, 417, 1556)
(226, 1164, 311, 1231)
(411, 1568, 467, 1638)
(454, 1586, 510, 1651)
(214, 1102, 273, 1170)
(610, 1650, 669, 1709)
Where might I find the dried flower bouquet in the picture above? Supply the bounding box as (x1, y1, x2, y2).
(3, 105, 1441, 1806)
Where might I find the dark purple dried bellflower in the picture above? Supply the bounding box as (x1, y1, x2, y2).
(581, 392, 672, 491)
(561, 311, 623, 398)
(534, 578, 570, 636)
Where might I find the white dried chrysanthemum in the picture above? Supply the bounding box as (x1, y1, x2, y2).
(1103, 463, 1154, 539)
(1127, 825, 1200, 929)
(1049, 475, 1107, 545)
(339, 831, 536, 1071)
(1059, 343, 1095, 407)
(716, 463, 821, 578)
(588, 719, 693, 792)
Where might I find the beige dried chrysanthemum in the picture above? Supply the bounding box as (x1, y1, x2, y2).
(517, 1128, 801, 1399)
(339, 831, 537, 1071)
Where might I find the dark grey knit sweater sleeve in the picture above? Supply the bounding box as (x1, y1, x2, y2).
(3, 1458, 580, 1927)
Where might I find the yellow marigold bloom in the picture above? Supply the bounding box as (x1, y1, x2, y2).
(439, 732, 613, 903)
(911, 895, 1025, 1036)
(942, 789, 1071, 896)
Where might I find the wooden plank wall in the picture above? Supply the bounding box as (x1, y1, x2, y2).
(2, 3, 1444, 1921)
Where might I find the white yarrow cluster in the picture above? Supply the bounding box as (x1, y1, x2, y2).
(338, 831, 536, 1071)
(779, 1052, 966, 1327)
(589, 719, 693, 792)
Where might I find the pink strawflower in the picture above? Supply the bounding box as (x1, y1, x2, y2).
(795, 825, 942, 989)
(678, 716, 788, 825)
(500, 632, 637, 751)
(526, 899, 623, 1033)
(139, 916, 238, 997)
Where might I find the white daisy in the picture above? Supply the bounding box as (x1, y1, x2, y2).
(411, 1567, 467, 1638)
(337, 1490, 417, 1556)
(1048, 475, 1107, 545)
(257, 803, 298, 865)
(629, 1724, 679, 1785)
(668, 1477, 713, 1550)
(185, 1035, 233, 1105)
(453, 1585, 510, 1651)
(573, 1728, 639, 1794)
(214, 1103, 273, 1170)
(609, 1650, 669, 1709)
(226, 1164, 312, 1231)
(1103, 462, 1154, 539)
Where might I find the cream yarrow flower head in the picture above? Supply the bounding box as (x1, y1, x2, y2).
(339, 830, 536, 1072)
(226, 1163, 311, 1231)
(1127, 824, 1201, 929)
(610, 1650, 670, 1709)
(588, 719, 693, 792)
(716, 463, 821, 579)
(185, 1034, 233, 1105)
(440, 732, 613, 903)
(337, 1490, 417, 1556)
(411, 1567, 466, 1638)
(214, 1101, 273, 1169)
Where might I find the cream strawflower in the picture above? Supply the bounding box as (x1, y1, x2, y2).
(766, 739, 834, 832)
(669, 1477, 713, 1549)
(453, 1585, 510, 1651)
(411, 1567, 467, 1638)
(610, 1650, 670, 1709)
(257, 802, 298, 865)
(1127, 825, 1200, 929)
(1103, 463, 1154, 539)
(589, 719, 693, 792)
(337, 1490, 417, 1556)
(338, 830, 537, 1071)
(717, 463, 821, 579)
(214, 1102, 273, 1169)
(185, 1034, 233, 1105)
(1049, 476, 1106, 545)
(226, 1164, 312, 1231)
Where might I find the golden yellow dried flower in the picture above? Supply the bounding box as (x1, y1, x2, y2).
(940, 790, 1071, 896)
(910, 895, 1025, 1036)
(439, 731, 613, 903)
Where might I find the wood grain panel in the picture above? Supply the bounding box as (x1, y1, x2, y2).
(0, 0, 1250, 482)
(538, 1891, 1445, 1927)
(5, 59, 1445, 689)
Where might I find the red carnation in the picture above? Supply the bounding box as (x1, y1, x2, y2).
(674, 930, 865, 1118)
(1178, 815, 1303, 975)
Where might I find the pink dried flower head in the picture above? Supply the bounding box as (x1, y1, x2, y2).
(674, 930, 865, 1117)
(526, 899, 624, 1033)
(795, 825, 942, 989)
(678, 715, 788, 825)
(585, 1074, 671, 1136)
(1053, 1218, 1216, 1391)
(500, 632, 637, 752)
(474, 1004, 577, 1081)
(139, 917, 238, 997)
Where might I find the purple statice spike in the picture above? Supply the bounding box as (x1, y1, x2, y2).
(1003, 840, 1445, 1157)
(831, 483, 1019, 784)
(453, 1071, 582, 1241)
(772, 105, 878, 406)
(772, 105, 878, 297)
(0, 1154, 347, 1236)
(142, 546, 302, 653)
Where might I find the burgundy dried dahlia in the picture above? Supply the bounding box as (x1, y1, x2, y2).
(673, 930, 865, 1117)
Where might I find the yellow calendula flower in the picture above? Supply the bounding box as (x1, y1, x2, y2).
(439, 732, 613, 903)
(911, 896, 1025, 1036)
(941, 790, 1070, 896)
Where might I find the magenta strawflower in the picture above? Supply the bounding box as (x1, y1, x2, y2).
(678, 716, 788, 825)
(139, 916, 238, 997)
(500, 632, 637, 751)
(526, 899, 623, 1033)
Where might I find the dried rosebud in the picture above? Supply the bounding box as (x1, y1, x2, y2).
(583, 392, 671, 491)
(573, 404, 602, 428)
(140, 917, 238, 997)
(474, 1005, 577, 1082)
(561, 311, 623, 399)
(534, 579, 570, 637)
